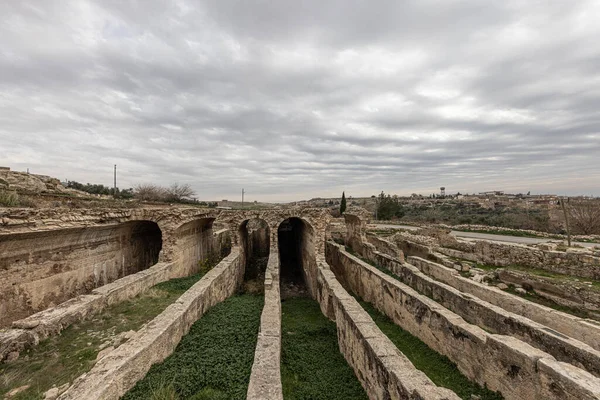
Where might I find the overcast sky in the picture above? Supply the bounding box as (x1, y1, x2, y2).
(1, 1, 599, 202)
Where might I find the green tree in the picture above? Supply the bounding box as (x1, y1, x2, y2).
(340, 191, 347, 214)
(376, 191, 406, 220)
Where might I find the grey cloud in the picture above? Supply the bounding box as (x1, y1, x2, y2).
(1, 0, 599, 202)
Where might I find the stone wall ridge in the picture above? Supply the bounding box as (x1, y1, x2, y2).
(247, 249, 283, 400)
(316, 260, 461, 399)
(407, 255, 600, 352)
(330, 244, 600, 399)
(58, 246, 244, 400)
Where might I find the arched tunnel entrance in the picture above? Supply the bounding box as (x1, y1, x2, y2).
(128, 221, 163, 274)
(278, 217, 314, 298)
(239, 218, 271, 292)
(0, 220, 163, 327)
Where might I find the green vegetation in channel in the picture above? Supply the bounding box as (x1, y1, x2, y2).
(341, 244, 501, 399)
(358, 300, 503, 400)
(0, 272, 209, 400)
(123, 294, 263, 400)
(280, 297, 368, 400)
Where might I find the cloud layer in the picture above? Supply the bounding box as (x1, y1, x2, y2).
(1, 1, 599, 201)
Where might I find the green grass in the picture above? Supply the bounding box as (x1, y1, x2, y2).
(123, 294, 263, 400)
(0, 273, 208, 400)
(358, 300, 502, 400)
(281, 297, 368, 400)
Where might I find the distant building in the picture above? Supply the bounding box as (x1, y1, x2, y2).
(480, 191, 504, 196)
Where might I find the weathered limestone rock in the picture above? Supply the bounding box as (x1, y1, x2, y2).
(44, 382, 69, 400)
(95, 346, 114, 361)
(0, 329, 37, 363)
(434, 239, 600, 280)
(5, 351, 19, 362)
(327, 242, 600, 399)
(316, 259, 460, 400)
(44, 387, 59, 400)
(360, 245, 600, 378)
(58, 248, 244, 400)
(496, 268, 600, 312)
(515, 287, 527, 295)
(247, 248, 283, 400)
(407, 256, 600, 353)
(0, 169, 49, 194)
(5, 385, 30, 398)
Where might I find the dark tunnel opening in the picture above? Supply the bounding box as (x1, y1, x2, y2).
(0, 220, 163, 327)
(278, 217, 310, 298)
(239, 219, 271, 290)
(128, 220, 163, 275)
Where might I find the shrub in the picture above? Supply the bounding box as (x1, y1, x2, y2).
(197, 252, 221, 275)
(0, 190, 20, 207)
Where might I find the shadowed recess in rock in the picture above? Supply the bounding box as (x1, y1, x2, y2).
(0, 220, 162, 327)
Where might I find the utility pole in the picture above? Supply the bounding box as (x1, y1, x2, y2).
(241, 188, 245, 209)
(113, 164, 117, 198)
(560, 196, 571, 247)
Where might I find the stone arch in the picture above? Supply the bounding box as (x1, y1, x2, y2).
(238, 218, 271, 281)
(277, 216, 318, 298)
(0, 219, 163, 327)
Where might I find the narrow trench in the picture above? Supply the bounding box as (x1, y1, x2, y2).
(278, 218, 367, 400)
(243, 219, 270, 295)
(358, 300, 502, 400)
(124, 220, 269, 400)
(0, 233, 228, 400)
(278, 218, 308, 299)
(0, 270, 218, 400)
(343, 244, 503, 400)
(280, 298, 368, 400)
(123, 294, 263, 400)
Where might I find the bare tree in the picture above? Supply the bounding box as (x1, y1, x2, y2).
(134, 184, 166, 202)
(568, 199, 600, 235)
(165, 183, 196, 202)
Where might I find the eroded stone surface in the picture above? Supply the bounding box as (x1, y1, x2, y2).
(58, 248, 244, 400)
(247, 248, 283, 400)
(326, 241, 600, 400)
(407, 255, 600, 352)
(316, 257, 460, 400)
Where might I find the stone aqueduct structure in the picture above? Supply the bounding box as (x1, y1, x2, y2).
(0, 206, 329, 327)
(1, 206, 600, 399)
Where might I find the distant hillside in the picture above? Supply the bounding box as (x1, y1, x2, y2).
(0, 166, 91, 196)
